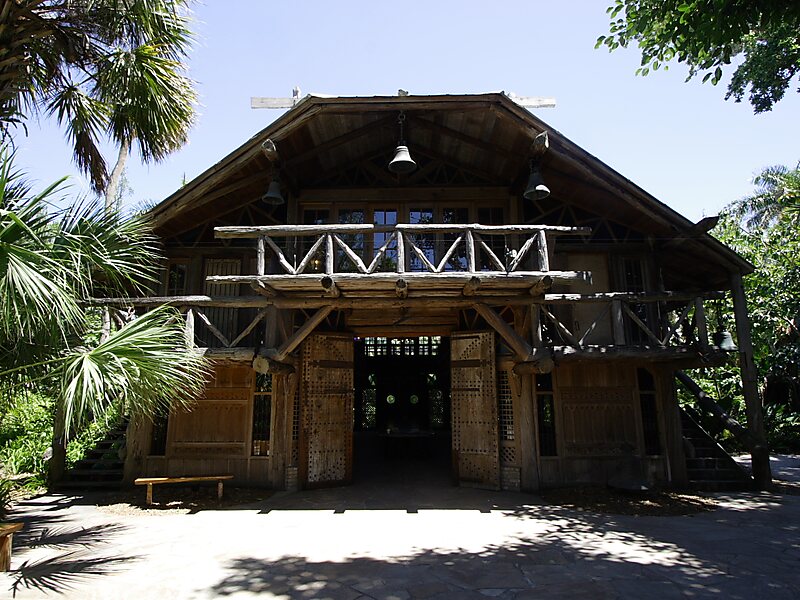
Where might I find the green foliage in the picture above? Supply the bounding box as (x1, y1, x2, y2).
(598, 1, 800, 112)
(0, 148, 208, 464)
(0, 393, 53, 488)
(695, 163, 800, 452)
(0, 0, 197, 192)
(0, 392, 123, 495)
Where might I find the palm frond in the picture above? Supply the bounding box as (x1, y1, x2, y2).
(57, 305, 209, 434)
(50, 199, 163, 298)
(45, 81, 111, 192)
(97, 42, 196, 162)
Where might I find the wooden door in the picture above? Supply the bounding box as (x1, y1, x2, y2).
(299, 334, 354, 488)
(451, 331, 500, 490)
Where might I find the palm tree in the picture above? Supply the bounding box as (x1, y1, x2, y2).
(0, 147, 207, 484)
(729, 164, 800, 229)
(0, 0, 197, 208)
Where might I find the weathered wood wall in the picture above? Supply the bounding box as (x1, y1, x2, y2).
(142, 363, 272, 486)
(537, 363, 671, 487)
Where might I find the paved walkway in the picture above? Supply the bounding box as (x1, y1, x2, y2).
(2, 465, 799, 599)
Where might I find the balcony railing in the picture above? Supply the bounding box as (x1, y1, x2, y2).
(210, 223, 591, 284)
(93, 290, 729, 366)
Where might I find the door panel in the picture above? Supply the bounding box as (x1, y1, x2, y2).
(300, 334, 354, 488)
(451, 331, 500, 489)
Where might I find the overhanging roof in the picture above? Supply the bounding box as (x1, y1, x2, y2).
(148, 92, 753, 285)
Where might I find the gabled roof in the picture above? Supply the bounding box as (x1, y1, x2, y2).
(148, 92, 753, 287)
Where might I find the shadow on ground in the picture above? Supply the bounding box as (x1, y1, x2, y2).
(6, 514, 138, 597)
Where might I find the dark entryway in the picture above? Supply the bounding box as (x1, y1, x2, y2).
(353, 336, 452, 484)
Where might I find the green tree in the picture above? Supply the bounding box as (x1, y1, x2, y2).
(0, 148, 207, 484)
(597, 1, 800, 113)
(694, 165, 800, 454)
(727, 164, 800, 229)
(0, 0, 197, 208)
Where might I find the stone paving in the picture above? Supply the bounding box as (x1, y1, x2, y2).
(2, 458, 799, 599)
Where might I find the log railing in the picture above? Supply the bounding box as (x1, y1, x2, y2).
(534, 292, 725, 352)
(95, 290, 729, 361)
(213, 223, 591, 278)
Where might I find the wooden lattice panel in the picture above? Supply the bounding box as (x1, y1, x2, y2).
(560, 387, 639, 456)
(451, 331, 500, 490)
(300, 334, 354, 487)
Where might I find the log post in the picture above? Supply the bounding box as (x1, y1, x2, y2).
(611, 300, 626, 346)
(465, 230, 476, 273)
(536, 230, 549, 271)
(395, 278, 408, 299)
(730, 272, 772, 489)
(269, 373, 289, 488)
(257, 236, 266, 276)
(325, 234, 334, 275)
(694, 297, 709, 352)
(396, 231, 406, 273)
(123, 414, 152, 485)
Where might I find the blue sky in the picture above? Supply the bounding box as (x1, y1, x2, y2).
(13, 0, 800, 221)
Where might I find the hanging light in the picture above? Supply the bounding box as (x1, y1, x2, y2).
(262, 172, 284, 205)
(523, 159, 550, 201)
(388, 111, 417, 174)
(712, 330, 738, 352)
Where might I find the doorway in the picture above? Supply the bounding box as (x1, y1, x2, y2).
(353, 336, 452, 485)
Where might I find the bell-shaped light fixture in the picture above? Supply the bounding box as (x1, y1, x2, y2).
(262, 175, 284, 206)
(712, 330, 738, 352)
(523, 159, 550, 201)
(388, 145, 417, 174)
(388, 112, 417, 174)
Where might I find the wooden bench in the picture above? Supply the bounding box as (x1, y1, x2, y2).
(134, 475, 234, 505)
(0, 523, 23, 571)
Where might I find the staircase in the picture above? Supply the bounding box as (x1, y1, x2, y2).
(681, 407, 753, 492)
(58, 421, 128, 489)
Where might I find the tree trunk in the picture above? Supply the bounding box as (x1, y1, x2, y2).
(47, 404, 67, 489)
(105, 139, 130, 213)
(730, 272, 772, 489)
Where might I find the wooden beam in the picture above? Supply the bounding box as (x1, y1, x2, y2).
(252, 352, 296, 375)
(214, 223, 591, 238)
(321, 276, 341, 298)
(512, 350, 555, 375)
(474, 303, 532, 360)
(540, 291, 725, 304)
(461, 276, 481, 296)
(731, 272, 771, 489)
(528, 275, 552, 297)
(250, 282, 278, 298)
(266, 306, 334, 362)
(409, 115, 517, 161)
(395, 278, 408, 299)
(284, 115, 395, 168)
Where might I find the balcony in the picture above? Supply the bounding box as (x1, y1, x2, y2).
(93, 222, 731, 369)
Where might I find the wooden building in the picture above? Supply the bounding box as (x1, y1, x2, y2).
(118, 93, 764, 492)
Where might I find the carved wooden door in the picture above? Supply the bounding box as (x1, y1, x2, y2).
(451, 331, 500, 490)
(299, 333, 354, 488)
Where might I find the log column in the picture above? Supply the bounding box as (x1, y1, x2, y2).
(513, 307, 540, 491)
(731, 272, 772, 489)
